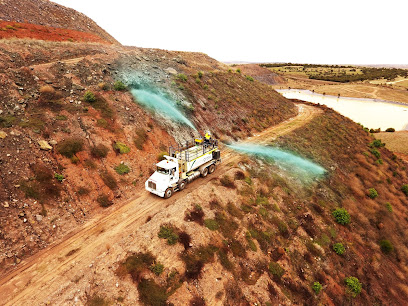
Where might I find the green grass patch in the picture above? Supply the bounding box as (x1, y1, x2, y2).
(204, 219, 219, 231)
(114, 163, 130, 175)
(114, 142, 130, 154)
(158, 225, 179, 245)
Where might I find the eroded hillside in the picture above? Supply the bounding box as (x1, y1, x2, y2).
(0, 39, 296, 275)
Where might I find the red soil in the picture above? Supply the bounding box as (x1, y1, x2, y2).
(0, 21, 111, 44)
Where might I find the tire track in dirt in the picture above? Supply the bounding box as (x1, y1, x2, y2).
(0, 103, 321, 305)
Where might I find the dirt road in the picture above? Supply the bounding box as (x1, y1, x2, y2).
(0, 104, 320, 305)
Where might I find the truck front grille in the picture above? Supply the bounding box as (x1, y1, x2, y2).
(148, 181, 156, 190)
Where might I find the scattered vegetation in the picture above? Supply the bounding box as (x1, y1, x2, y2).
(97, 194, 112, 207)
(114, 163, 130, 175)
(91, 144, 109, 158)
(181, 245, 218, 279)
(344, 276, 362, 297)
(176, 73, 188, 82)
(379, 239, 394, 254)
(245, 75, 254, 82)
(113, 81, 126, 91)
(185, 204, 204, 225)
(56, 137, 84, 158)
(332, 208, 351, 225)
(83, 91, 96, 102)
(312, 281, 322, 294)
(150, 263, 164, 276)
(368, 188, 378, 199)
(401, 184, 408, 196)
(204, 219, 219, 231)
(113, 142, 130, 154)
(54, 173, 64, 182)
(385, 127, 395, 132)
(385, 202, 393, 212)
(158, 225, 179, 245)
(268, 262, 285, 279)
(333, 243, 345, 255)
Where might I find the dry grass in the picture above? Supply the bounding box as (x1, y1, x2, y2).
(376, 131, 408, 154)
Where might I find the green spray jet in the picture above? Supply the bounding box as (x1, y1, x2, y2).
(130, 87, 196, 130)
(227, 143, 326, 179)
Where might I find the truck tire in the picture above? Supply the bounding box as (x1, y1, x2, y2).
(208, 164, 216, 174)
(178, 181, 186, 191)
(201, 167, 208, 177)
(164, 188, 173, 199)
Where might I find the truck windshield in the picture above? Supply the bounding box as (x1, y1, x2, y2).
(157, 167, 169, 175)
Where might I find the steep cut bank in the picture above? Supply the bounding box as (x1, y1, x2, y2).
(0, 39, 297, 274)
(0, 0, 118, 44)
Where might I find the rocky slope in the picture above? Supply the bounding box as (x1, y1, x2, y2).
(0, 38, 297, 275)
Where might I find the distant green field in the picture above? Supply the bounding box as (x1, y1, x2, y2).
(261, 63, 408, 83)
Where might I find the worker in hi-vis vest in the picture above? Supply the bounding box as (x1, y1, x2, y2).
(204, 132, 211, 144)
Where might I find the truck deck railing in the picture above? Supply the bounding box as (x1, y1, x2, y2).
(169, 138, 218, 162)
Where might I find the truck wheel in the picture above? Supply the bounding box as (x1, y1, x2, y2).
(201, 167, 208, 177)
(208, 164, 216, 174)
(178, 181, 186, 191)
(164, 188, 173, 199)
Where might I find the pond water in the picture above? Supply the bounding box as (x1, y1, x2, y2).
(277, 89, 408, 131)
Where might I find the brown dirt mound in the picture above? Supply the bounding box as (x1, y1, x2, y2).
(234, 64, 285, 85)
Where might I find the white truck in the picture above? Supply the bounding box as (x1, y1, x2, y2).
(145, 135, 221, 198)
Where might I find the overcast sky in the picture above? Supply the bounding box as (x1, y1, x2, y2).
(53, 0, 406, 65)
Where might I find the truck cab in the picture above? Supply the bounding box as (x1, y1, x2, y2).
(145, 157, 179, 198)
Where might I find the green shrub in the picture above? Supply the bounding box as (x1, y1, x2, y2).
(236, 69, 241, 73)
(91, 144, 109, 158)
(97, 194, 112, 207)
(197, 71, 203, 78)
(114, 163, 130, 175)
(54, 173, 64, 182)
(113, 81, 126, 91)
(369, 148, 381, 158)
(368, 188, 378, 199)
(332, 208, 350, 225)
(203, 84, 209, 90)
(333, 243, 345, 255)
(56, 137, 84, 158)
(385, 202, 393, 212)
(401, 184, 408, 196)
(150, 263, 164, 275)
(204, 219, 219, 231)
(158, 225, 179, 245)
(312, 281, 322, 294)
(344, 277, 362, 297)
(385, 127, 395, 132)
(138, 279, 168, 305)
(268, 262, 285, 279)
(83, 91, 96, 102)
(87, 295, 110, 306)
(113, 142, 130, 154)
(245, 75, 254, 82)
(369, 139, 385, 148)
(176, 74, 188, 82)
(379, 239, 393, 254)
